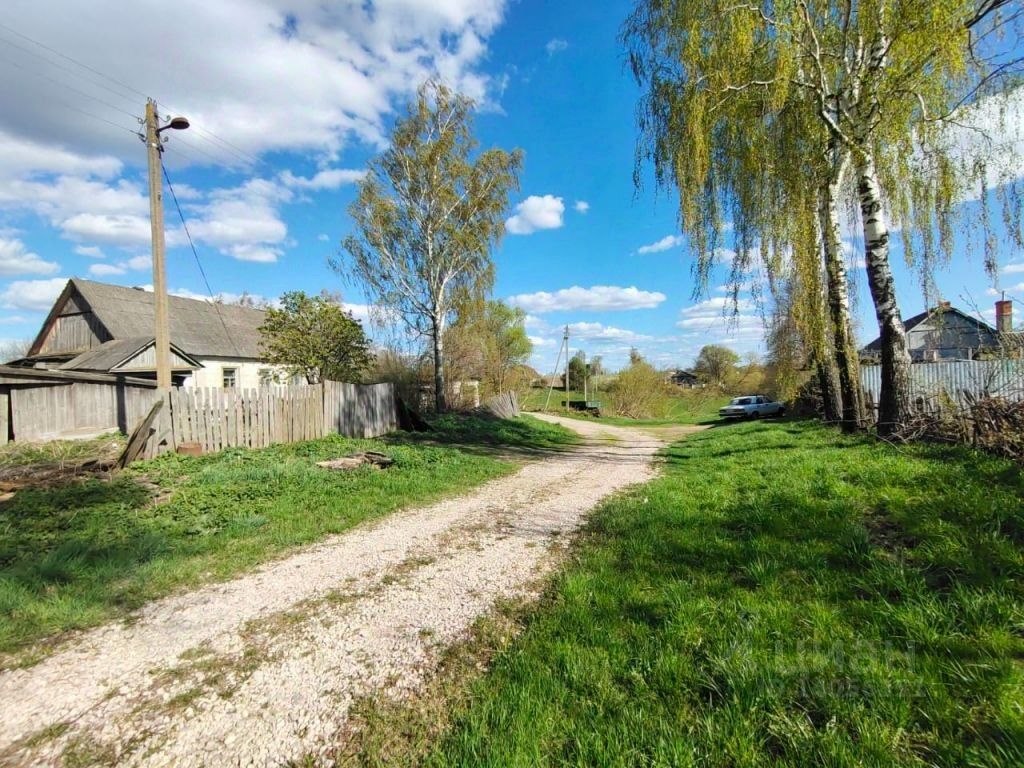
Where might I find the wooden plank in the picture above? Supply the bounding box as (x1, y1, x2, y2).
(201, 388, 212, 453)
(0, 389, 9, 446)
(235, 389, 244, 447)
(226, 389, 236, 449)
(117, 396, 163, 468)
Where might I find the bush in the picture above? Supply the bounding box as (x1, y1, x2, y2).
(607, 357, 674, 419)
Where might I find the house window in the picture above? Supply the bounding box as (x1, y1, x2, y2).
(222, 367, 237, 388)
(258, 368, 274, 387)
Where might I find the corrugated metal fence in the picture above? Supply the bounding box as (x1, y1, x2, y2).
(860, 360, 1024, 410)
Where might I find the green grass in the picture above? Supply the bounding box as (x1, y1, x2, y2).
(409, 413, 580, 453)
(521, 387, 729, 426)
(0, 433, 125, 472)
(427, 420, 1024, 767)
(0, 415, 573, 659)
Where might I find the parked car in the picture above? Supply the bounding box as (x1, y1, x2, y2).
(718, 395, 785, 419)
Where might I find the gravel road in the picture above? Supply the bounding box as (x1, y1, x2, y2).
(0, 415, 669, 767)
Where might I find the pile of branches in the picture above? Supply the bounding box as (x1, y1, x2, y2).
(894, 394, 1024, 462)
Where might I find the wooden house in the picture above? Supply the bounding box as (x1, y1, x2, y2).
(15, 278, 279, 388)
(860, 302, 1004, 363)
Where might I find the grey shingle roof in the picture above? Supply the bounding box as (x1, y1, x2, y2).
(71, 279, 267, 359)
(57, 337, 199, 372)
(860, 305, 998, 353)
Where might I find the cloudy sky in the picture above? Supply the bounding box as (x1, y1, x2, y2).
(1, 0, 1023, 371)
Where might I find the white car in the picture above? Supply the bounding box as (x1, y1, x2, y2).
(718, 395, 785, 419)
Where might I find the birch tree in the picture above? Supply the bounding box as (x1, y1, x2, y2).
(339, 82, 522, 412)
(624, 0, 1022, 435)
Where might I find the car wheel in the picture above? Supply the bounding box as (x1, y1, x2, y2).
(750, 411, 760, 419)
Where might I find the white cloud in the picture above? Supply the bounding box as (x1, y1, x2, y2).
(528, 335, 556, 348)
(508, 285, 666, 313)
(677, 297, 764, 343)
(87, 253, 150, 277)
(0, 315, 30, 325)
(280, 168, 366, 190)
(637, 234, 683, 254)
(88, 262, 126, 277)
(0, 1, 511, 264)
(185, 178, 290, 262)
(1003, 261, 1024, 275)
(317, 233, 330, 242)
(939, 89, 1024, 198)
(74, 245, 105, 259)
(2, 2, 509, 164)
(574, 200, 589, 213)
(0, 277, 67, 310)
(567, 322, 652, 344)
(545, 38, 568, 55)
(506, 195, 565, 235)
(0, 237, 59, 276)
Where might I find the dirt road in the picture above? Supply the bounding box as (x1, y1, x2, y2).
(1, 415, 674, 767)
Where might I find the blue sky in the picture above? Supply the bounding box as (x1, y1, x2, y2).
(1, 0, 1023, 372)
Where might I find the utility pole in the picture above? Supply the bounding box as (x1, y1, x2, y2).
(144, 100, 171, 390)
(143, 100, 189, 390)
(563, 325, 570, 412)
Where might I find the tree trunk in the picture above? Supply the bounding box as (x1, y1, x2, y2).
(817, 356, 842, 424)
(432, 314, 447, 413)
(819, 160, 864, 432)
(855, 150, 913, 435)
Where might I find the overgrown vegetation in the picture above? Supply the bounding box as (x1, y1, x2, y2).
(425, 420, 1024, 766)
(0, 416, 573, 659)
(258, 290, 373, 384)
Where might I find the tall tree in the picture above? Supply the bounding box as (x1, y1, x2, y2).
(624, 0, 1021, 435)
(339, 82, 522, 412)
(694, 344, 740, 389)
(567, 350, 587, 391)
(258, 291, 372, 384)
(445, 298, 532, 397)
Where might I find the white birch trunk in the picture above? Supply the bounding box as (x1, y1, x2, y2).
(855, 150, 913, 435)
(432, 312, 446, 413)
(819, 157, 864, 432)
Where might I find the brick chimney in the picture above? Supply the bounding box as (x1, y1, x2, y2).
(996, 299, 1012, 333)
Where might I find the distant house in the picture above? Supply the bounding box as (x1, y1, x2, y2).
(860, 301, 1006, 363)
(15, 278, 280, 388)
(667, 369, 699, 388)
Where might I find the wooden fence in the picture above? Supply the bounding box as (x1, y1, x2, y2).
(138, 381, 397, 460)
(0, 366, 158, 445)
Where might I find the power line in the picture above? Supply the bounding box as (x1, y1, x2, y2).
(0, 21, 268, 170)
(0, 49, 141, 121)
(161, 159, 242, 357)
(0, 21, 149, 102)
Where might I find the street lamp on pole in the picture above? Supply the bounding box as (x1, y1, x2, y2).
(143, 100, 189, 390)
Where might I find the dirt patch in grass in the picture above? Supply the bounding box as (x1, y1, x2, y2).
(324, 600, 528, 768)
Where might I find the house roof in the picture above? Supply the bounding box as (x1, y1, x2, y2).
(0, 365, 158, 388)
(861, 305, 998, 353)
(31, 279, 268, 359)
(57, 337, 200, 373)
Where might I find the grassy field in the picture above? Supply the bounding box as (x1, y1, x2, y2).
(0, 415, 574, 660)
(425, 419, 1024, 767)
(521, 386, 729, 426)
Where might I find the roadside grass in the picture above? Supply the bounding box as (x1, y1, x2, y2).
(0, 415, 575, 660)
(402, 413, 580, 455)
(522, 386, 729, 426)
(0, 434, 125, 472)
(426, 419, 1024, 767)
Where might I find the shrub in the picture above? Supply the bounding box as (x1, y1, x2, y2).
(607, 357, 674, 418)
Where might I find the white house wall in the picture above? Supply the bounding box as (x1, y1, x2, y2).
(183, 357, 292, 389)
